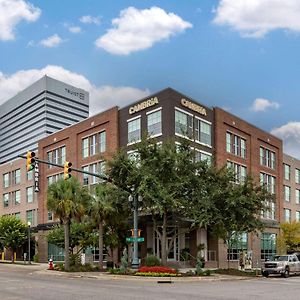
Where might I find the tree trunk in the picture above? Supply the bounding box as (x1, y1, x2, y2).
(161, 211, 167, 265)
(64, 220, 70, 271)
(98, 221, 104, 270)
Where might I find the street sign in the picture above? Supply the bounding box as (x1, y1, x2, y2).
(126, 237, 144, 243)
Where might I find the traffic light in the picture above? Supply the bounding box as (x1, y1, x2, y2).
(26, 151, 35, 172)
(64, 161, 72, 180)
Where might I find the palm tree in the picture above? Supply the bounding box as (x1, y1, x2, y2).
(88, 183, 117, 270)
(47, 177, 90, 271)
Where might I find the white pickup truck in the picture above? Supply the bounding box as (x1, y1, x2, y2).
(262, 254, 300, 278)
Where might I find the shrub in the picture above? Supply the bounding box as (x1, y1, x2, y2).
(33, 254, 39, 263)
(138, 266, 177, 274)
(145, 255, 161, 267)
(135, 272, 179, 277)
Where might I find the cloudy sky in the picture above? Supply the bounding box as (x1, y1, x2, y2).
(0, 0, 300, 158)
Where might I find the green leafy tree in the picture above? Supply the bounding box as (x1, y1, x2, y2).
(277, 222, 300, 253)
(0, 216, 27, 262)
(47, 177, 91, 271)
(88, 183, 129, 269)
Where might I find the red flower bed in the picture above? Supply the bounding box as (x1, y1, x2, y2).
(138, 266, 177, 274)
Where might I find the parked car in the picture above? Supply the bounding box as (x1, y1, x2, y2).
(262, 254, 300, 278)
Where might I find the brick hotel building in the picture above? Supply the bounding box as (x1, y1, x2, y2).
(0, 81, 298, 267)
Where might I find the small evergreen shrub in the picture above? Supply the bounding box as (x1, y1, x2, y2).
(145, 255, 161, 267)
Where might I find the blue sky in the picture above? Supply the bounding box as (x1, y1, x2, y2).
(1, 0, 300, 157)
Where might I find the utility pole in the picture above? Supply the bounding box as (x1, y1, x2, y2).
(131, 194, 139, 269)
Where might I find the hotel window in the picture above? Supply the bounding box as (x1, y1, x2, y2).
(227, 232, 247, 261)
(13, 190, 21, 205)
(82, 132, 107, 158)
(47, 146, 66, 168)
(3, 173, 9, 188)
(226, 132, 246, 158)
(3, 193, 9, 207)
(227, 161, 247, 183)
(296, 189, 300, 204)
(175, 110, 193, 138)
(284, 186, 291, 202)
(284, 164, 291, 181)
(260, 173, 276, 194)
(128, 118, 141, 144)
(26, 210, 34, 225)
(285, 209, 291, 223)
(296, 211, 300, 222)
(147, 110, 162, 136)
(260, 147, 276, 169)
(296, 169, 300, 184)
(27, 169, 33, 181)
(195, 118, 211, 146)
(26, 186, 33, 203)
(195, 150, 212, 166)
(261, 233, 276, 260)
(12, 169, 21, 185)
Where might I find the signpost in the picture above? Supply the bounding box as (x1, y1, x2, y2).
(126, 237, 144, 243)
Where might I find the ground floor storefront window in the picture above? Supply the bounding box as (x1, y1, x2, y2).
(48, 243, 64, 261)
(227, 232, 248, 260)
(261, 233, 276, 260)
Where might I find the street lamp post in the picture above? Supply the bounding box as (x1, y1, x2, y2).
(129, 194, 140, 269)
(27, 221, 31, 265)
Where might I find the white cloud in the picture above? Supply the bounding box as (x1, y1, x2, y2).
(79, 15, 101, 25)
(68, 26, 82, 34)
(95, 6, 192, 55)
(39, 34, 62, 48)
(271, 122, 300, 159)
(0, 65, 150, 116)
(0, 0, 41, 41)
(213, 0, 300, 38)
(251, 98, 280, 112)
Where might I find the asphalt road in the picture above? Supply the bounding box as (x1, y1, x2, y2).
(1, 264, 300, 300)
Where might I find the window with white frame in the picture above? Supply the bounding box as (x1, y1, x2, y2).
(227, 161, 247, 183)
(3, 193, 9, 207)
(12, 169, 21, 185)
(260, 173, 276, 194)
(260, 173, 276, 220)
(3, 173, 9, 188)
(47, 146, 66, 168)
(147, 110, 162, 136)
(260, 147, 276, 169)
(48, 211, 53, 221)
(285, 208, 291, 222)
(82, 131, 107, 158)
(284, 185, 291, 202)
(226, 132, 246, 158)
(47, 173, 63, 186)
(26, 209, 34, 225)
(26, 186, 33, 203)
(82, 161, 106, 186)
(296, 169, 300, 184)
(195, 118, 211, 146)
(127, 150, 141, 163)
(296, 211, 300, 222)
(13, 190, 21, 205)
(175, 109, 193, 138)
(284, 164, 291, 181)
(128, 118, 141, 144)
(296, 189, 300, 204)
(27, 169, 33, 181)
(195, 150, 212, 166)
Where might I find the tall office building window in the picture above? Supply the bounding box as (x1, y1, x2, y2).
(296, 169, 300, 184)
(226, 132, 246, 158)
(227, 232, 247, 261)
(284, 164, 291, 181)
(13, 190, 21, 205)
(260, 147, 276, 169)
(284, 186, 291, 202)
(3, 173, 9, 188)
(3, 193, 9, 207)
(26, 186, 33, 203)
(147, 110, 162, 137)
(195, 119, 211, 146)
(296, 189, 300, 204)
(261, 233, 276, 260)
(128, 118, 141, 144)
(285, 209, 291, 223)
(227, 161, 247, 183)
